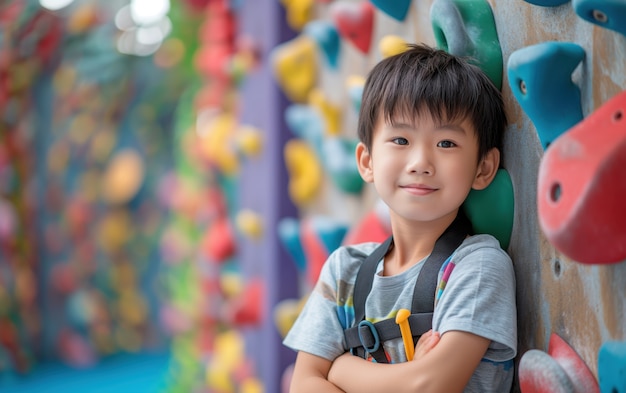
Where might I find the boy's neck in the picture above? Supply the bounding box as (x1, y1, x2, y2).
(382, 211, 458, 276)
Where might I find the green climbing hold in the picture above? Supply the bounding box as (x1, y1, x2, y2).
(463, 169, 514, 250)
(430, 0, 504, 90)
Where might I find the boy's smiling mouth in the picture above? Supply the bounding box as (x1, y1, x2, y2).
(400, 183, 438, 195)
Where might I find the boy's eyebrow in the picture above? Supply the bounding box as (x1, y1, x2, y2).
(389, 120, 469, 135)
(436, 123, 468, 134)
(388, 121, 415, 129)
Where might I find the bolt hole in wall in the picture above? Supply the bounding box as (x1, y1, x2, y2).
(591, 9, 607, 24)
(519, 79, 527, 95)
(613, 110, 622, 122)
(552, 258, 561, 278)
(550, 183, 561, 203)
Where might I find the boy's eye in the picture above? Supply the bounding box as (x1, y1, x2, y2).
(392, 137, 409, 145)
(437, 140, 456, 148)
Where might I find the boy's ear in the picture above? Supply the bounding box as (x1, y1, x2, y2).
(356, 142, 374, 183)
(472, 148, 500, 190)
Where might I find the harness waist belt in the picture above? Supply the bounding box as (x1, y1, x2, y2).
(344, 312, 433, 352)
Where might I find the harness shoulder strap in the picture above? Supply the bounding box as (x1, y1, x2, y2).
(352, 236, 393, 326)
(411, 211, 472, 313)
(345, 211, 472, 363)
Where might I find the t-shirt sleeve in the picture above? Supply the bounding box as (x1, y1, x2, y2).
(432, 235, 517, 362)
(283, 245, 373, 361)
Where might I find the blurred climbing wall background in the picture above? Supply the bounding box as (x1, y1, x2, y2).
(0, 0, 182, 372)
(266, 1, 626, 392)
(0, 0, 624, 393)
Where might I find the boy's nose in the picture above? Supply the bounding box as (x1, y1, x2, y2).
(406, 147, 434, 175)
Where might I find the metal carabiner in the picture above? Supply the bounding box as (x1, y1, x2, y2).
(357, 320, 380, 353)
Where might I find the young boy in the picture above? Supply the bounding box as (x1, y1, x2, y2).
(283, 44, 517, 393)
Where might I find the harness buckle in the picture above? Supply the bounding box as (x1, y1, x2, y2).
(357, 320, 380, 353)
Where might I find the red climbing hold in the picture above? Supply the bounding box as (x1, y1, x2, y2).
(519, 333, 599, 393)
(342, 207, 391, 246)
(538, 90, 626, 264)
(226, 279, 264, 326)
(519, 349, 575, 393)
(301, 218, 329, 287)
(202, 216, 237, 262)
(330, 1, 374, 54)
(548, 334, 599, 393)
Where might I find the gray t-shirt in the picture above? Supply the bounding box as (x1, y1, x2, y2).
(283, 234, 517, 393)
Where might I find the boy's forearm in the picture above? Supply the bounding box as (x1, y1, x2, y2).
(328, 330, 440, 392)
(289, 351, 346, 393)
(289, 376, 346, 393)
(328, 331, 488, 393)
(328, 354, 425, 393)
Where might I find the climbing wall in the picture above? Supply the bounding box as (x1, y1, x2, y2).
(496, 2, 626, 392)
(263, 1, 626, 392)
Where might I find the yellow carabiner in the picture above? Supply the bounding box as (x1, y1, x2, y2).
(395, 309, 414, 361)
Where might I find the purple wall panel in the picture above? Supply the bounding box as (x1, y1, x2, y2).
(237, 2, 298, 392)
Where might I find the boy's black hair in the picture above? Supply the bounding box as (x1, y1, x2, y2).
(357, 43, 507, 161)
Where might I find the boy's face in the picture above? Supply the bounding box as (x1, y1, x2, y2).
(356, 112, 498, 224)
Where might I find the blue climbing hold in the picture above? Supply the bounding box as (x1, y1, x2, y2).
(303, 20, 341, 69)
(278, 218, 307, 273)
(507, 41, 585, 149)
(323, 137, 364, 194)
(370, 0, 412, 21)
(599, 341, 626, 393)
(574, 0, 626, 37)
(523, 0, 569, 7)
(284, 104, 324, 151)
(348, 80, 364, 113)
(310, 216, 349, 255)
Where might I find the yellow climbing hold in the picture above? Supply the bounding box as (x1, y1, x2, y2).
(236, 125, 263, 158)
(236, 209, 264, 240)
(102, 149, 145, 205)
(284, 139, 322, 206)
(308, 88, 342, 136)
(241, 378, 265, 393)
(271, 36, 317, 103)
(379, 35, 409, 58)
(280, 0, 314, 31)
(197, 111, 239, 175)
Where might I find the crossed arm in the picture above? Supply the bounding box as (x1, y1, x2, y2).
(288, 330, 489, 393)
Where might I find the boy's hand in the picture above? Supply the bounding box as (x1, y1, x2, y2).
(413, 329, 440, 360)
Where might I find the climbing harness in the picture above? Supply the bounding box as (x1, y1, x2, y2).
(343, 211, 472, 363)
